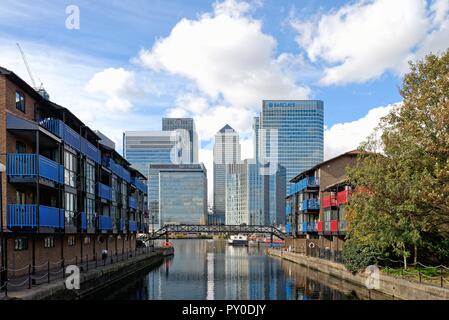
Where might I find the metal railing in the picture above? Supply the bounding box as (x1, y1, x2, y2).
(0, 246, 154, 299)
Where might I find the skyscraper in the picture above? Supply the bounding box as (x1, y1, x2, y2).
(257, 100, 324, 187)
(150, 163, 208, 225)
(213, 125, 241, 217)
(123, 130, 190, 174)
(162, 118, 199, 163)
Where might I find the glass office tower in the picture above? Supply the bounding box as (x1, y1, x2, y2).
(257, 100, 324, 187)
(213, 125, 241, 217)
(152, 164, 208, 225)
(162, 118, 199, 163)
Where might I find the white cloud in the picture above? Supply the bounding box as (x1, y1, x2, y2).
(135, 0, 310, 135)
(291, 0, 448, 85)
(324, 102, 401, 159)
(86, 67, 136, 112)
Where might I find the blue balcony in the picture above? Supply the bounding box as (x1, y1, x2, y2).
(97, 183, 112, 201)
(285, 223, 292, 234)
(131, 177, 147, 194)
(128, 220, 138, 233)
(7, 204, 64, 229)
(128, 196, 137, 210)
(300, 199, 320, 212)
(39, 118, 81, 152)
(285, 205, 292, 215)
(288, 176, 320, 196)
(97, 215, 113, 231)
(6, 154, 63, 184)
(81, 137, 100, 164)
(80, 212, 87, 231)
(299, 222, 308, 233)
(102, 158, 131, 183)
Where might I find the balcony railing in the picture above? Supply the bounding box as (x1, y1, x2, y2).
(131, 177, 147, 194)
(40, 118, 100, 163)
(331, 219, 339, 232)
(102, 158, 131, 183)
(307, 222, 318, 232)
(128, 196, 137, 210)
(285, 205, 292, 215)
(97, 215, 113, 231)
(6, 154, 63, 184)
(300, 199, 320, 211)
(322, 195, 338, 209)
(337, 190, 351, 205)
(317, 221, 323, 232)
(129, 220, 138, 233)
(97, 183, 112, 201)
(7, 204, 64, 229)
(80, 212, 87, 231)
(288, 176, 319, 196)
(299, 222, 308, 233)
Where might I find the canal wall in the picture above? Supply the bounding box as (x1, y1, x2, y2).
(6, 248, 172, 300)
(268, 248, 449, 300)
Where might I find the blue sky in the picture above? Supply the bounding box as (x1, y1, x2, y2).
(1, 0, 448, 188)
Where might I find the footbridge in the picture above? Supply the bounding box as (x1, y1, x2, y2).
(146, 224, 289, 241)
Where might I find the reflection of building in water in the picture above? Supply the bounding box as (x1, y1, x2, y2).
(206, 252, 215, 300)
(225, 246, 249, 299)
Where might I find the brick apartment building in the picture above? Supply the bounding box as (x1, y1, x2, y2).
(0, 66, 149, 280)
(285, 150, 363, 252)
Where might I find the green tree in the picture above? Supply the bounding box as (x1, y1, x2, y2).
(344, 49, 449, 272)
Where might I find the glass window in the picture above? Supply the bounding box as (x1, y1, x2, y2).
(15, 91, 25, 112)
(112, 176, 118, 202)
(44, 236, 54, 248)
(84, 236, 91, 245)
(68, 236, 76, 246)
(15, 141, 26, 153)
(65, 192, 77, 227)
(85, 198, 95, 227)
(15, 191, 26, 204)
(64, 150, 77, 187)
(14, 238, 28, 251)
(85, 162, 95, 194)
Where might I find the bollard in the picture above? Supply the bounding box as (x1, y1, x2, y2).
(28, 265, 31, 289)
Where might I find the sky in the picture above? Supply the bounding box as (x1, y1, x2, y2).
(1, 0, 448, 200)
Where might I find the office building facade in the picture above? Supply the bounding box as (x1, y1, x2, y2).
(162, 118, 199, 163)
(213, 125, 241, 217)
(0, 66, 149, 279)
(149, 164, 207, 225)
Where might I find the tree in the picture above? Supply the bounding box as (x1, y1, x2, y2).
(344, 49, 449, 272)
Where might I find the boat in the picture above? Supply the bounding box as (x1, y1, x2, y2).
(228, 234, 248, 246)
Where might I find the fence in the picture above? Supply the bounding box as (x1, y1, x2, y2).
(306, 246, 344, 264)
(0, 245, 154, 299)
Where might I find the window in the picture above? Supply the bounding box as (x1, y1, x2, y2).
(15, 191, 26, 204)
(84, 236, 91, 245)
(85, 162, 95, 194)
(65, 192, 77, 227)
(64, 150, 77, 187)
(85, 198, 95, 227)
(68, 236, 76, 246)
(44, 236, 54, 248)
(15, 91, 25, 112)
(14, 238, 28, 251)
(15, 141, 26, 153)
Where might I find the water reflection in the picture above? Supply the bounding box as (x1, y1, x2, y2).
(95, 240, 391, 300)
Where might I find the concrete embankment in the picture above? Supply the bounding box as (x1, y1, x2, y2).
(7, 247, 174, 300)
(268, 248, 449, 300)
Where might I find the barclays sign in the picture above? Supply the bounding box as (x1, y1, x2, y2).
(266, 101, 301, 108)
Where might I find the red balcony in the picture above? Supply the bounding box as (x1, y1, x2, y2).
(317, 221, 323, 232)
(337, 190, 351, 205)
(322, 195, 337, 208)
(331, 220, 339, 232)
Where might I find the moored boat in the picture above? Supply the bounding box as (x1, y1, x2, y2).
(228, 234, 248, 246)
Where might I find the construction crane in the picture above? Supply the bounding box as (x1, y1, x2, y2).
(16, 42, 50, 100)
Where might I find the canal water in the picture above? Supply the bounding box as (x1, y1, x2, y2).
(94, 239, 390, 300)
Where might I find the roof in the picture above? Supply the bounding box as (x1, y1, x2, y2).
(218, 124, 235, 133)
(289, 149, 367, 183)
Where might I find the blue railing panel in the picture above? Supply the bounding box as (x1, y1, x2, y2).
(7, 204, 37, 228)
(63, 124, 81, 151)
(285, 205, 292, 215)
(81, 137, 100, 164)
(6, 154, 36, 177)
(39, 118, 63, 138)
(39, 155, 63, 183)
(300, 222, 308, 233)
(301, 199, 320, 211)
(288, 176, 320, 196)
(39, 206, 64, 228)
(131, 177, 147, 193)
(97, 183, 112, 201)
(81, 212, 87, 231)
(129, 220, 138, 232)
(97, 215, 113, 231)
(285, 223, 291, 234)
(128, 196, 137, 210)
